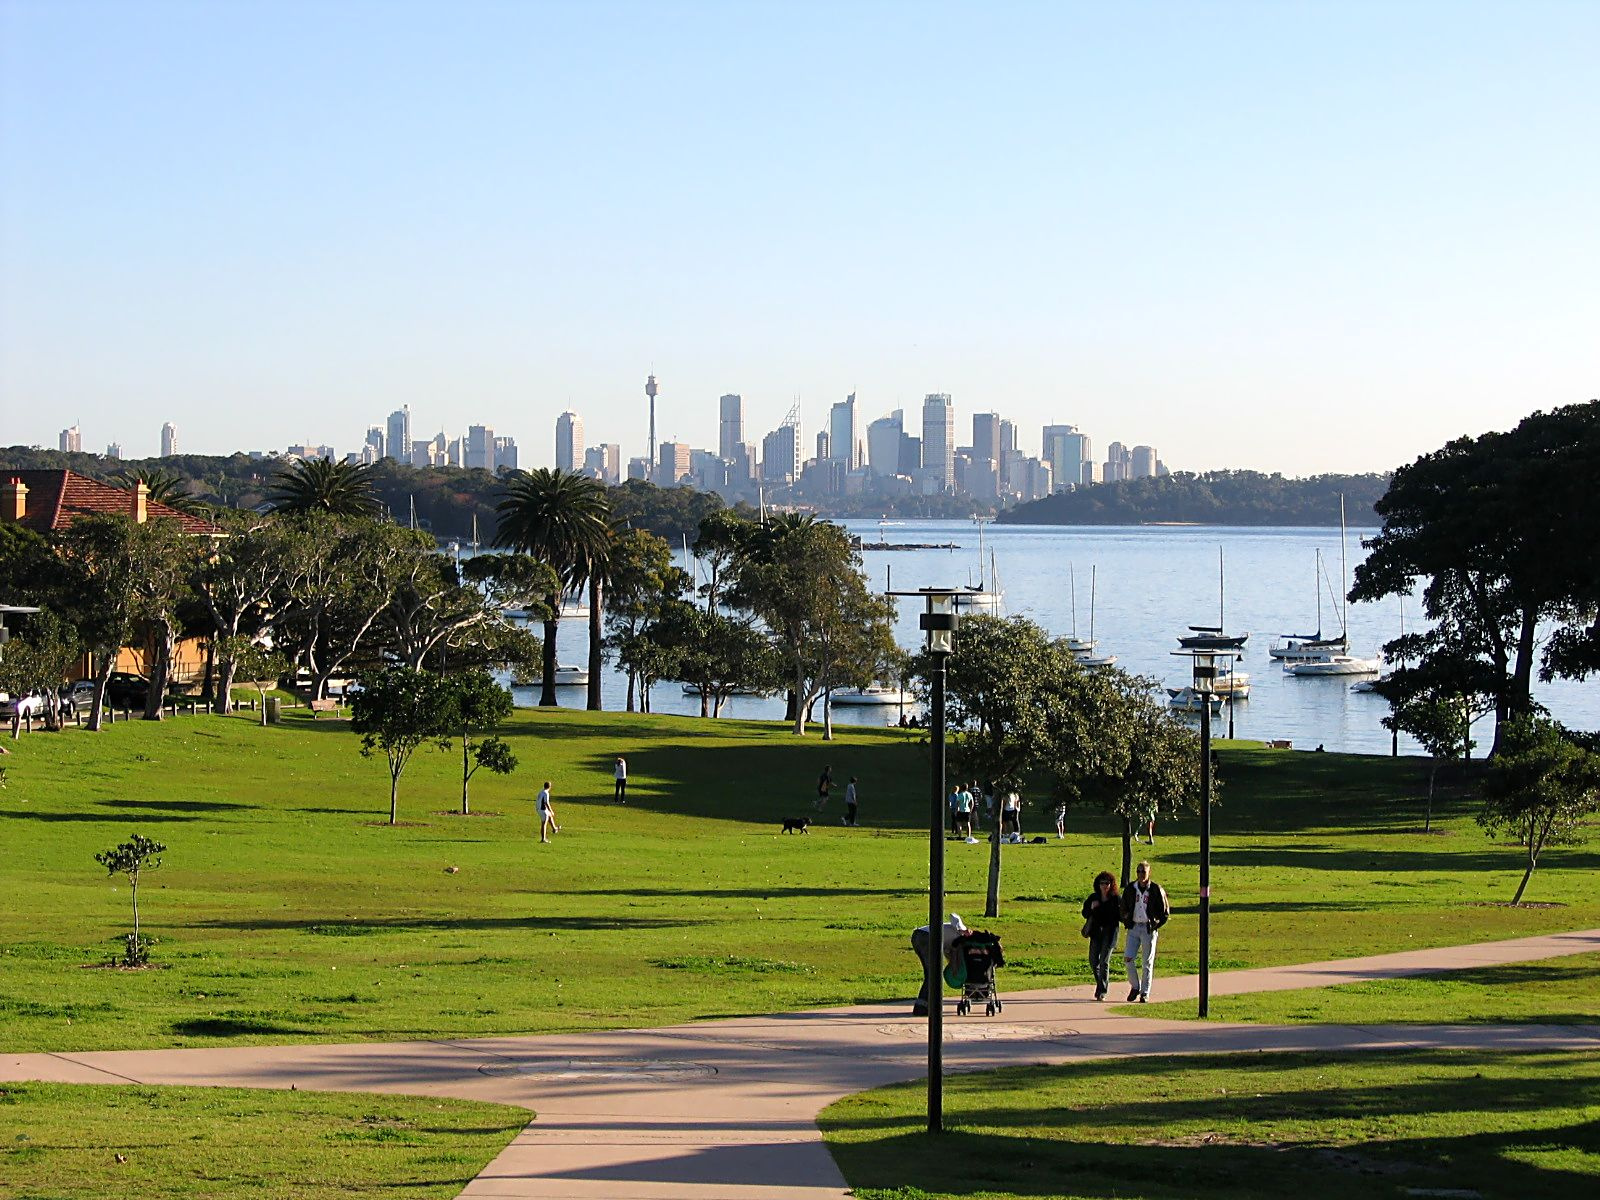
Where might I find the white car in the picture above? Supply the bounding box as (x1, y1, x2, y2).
(0, 690, 49, 721)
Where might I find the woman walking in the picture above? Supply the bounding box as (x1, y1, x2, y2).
(1081, 870, 1121, 1001)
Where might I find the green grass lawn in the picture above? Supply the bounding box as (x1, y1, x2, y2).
(0, 1082, 528, 1199)
(1132, 950, 1600, 1025)
(1, 710, 1595, 1052)
(819, 1048, 1600, 1200)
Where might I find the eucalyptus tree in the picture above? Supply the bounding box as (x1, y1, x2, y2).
(731, 515, 897, 736)
(493, 469, 612, 706)
(602, 529, 688, 712)
(268, 458, 383, 518)
(193, 511, 294, 712)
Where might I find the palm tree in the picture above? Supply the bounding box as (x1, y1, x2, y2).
(268, 459, 381, 518)
(116, 468, 203, 514)
(493, 469, 612, 706)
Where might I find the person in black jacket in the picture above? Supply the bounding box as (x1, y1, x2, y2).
(1081, 871, 1121, 1000)
(1119, 860, 1170, 1002)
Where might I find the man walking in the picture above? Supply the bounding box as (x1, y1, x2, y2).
(614, 756, 627, 802)
(1119, 860, 1170, 1002)
(537, 781, 559, 843)
(843, 776, 859, 826)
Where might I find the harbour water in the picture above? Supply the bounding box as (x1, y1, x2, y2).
(526, 519, 1597, 756)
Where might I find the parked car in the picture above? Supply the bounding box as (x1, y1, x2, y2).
(0, 690, 50, 721)
(104, 672, 152, 709)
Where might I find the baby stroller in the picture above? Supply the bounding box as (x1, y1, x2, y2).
(946, 929, 1005, 1016)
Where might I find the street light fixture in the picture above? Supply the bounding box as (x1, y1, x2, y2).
(889, 586, 960, 1133)
(1171, 647, 1234, 1019)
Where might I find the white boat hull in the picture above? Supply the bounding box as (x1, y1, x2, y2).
(529, 667, 590, 686)
(829, 688, 914, 707)
(1287, 656, 1381, 677)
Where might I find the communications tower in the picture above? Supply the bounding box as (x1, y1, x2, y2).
(645, 374, 658, 469)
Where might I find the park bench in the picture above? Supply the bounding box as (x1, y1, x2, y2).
(309, 698, 342, 718)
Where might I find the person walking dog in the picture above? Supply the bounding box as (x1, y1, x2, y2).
(1081, 870, 1121, 1000)
(1119, 860, 1169, 1002)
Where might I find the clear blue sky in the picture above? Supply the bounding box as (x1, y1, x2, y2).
(2, 0, 1595, 472)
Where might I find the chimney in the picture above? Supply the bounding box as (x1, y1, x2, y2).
(1, 478, 26, 522)
(132, 480, 148, 524)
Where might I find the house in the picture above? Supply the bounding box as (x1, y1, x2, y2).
(1, 470, 221, 684)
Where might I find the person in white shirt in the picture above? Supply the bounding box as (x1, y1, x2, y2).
(537, 782, 558, 843)
(614, 756, 627, 802)
(1118, 860, 1171, 1002)
(910, 913, 967, 1015)
(843, 777, 859, 826)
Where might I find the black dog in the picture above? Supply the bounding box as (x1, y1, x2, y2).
(781, 816, 811, 834)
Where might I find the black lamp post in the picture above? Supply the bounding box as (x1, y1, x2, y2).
(891, 586, 959, 1133)
(1173, 647, 1229, 1018)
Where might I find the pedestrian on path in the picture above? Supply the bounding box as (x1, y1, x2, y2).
(1054, 801, 1068, 840)
(910, 913, 966, 1015)
(843, 777, 859, 826)
(947, 784, 963, 834)
(1081, 870, 1121, 1001)
(614, 756, 627, 802)
(537, 782, 559, 843)
(814, 765, 833, 811)
(1119, 860, 1169, 1001)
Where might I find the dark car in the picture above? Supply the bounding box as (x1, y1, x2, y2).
(104, 672, 152, 709)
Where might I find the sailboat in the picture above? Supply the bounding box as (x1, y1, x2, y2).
(1177, 548, 1249, 651)
(953, 518, 1002, 610)
(1287, 496, 1381, 676)
(1074, 566, 1116, 667)
(1269, 549, 1350, 660)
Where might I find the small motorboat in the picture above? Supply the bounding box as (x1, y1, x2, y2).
(1213, 668, 1251, 699)
(829, 686, 914, 707)
(680, 684, 770, 697)
(1286, 654, 1382, 677)
(528, 665, 589, 687)
(1167, 686, 1224, 713)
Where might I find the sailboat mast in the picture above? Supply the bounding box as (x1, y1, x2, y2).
(1339, 493, 1349, 637)
(1070, 565, 1078, 638)
(1219, 547, 1225, 630)
(1090, 564, 1098, 643)
(1315, 549, 1322, 636)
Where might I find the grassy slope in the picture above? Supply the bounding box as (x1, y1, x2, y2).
(820, 1048, 1600, 1200)
(0, 1083, 528, 1200)
(1, 711, 1595, 1052)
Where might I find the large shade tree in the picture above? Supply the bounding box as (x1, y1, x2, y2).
(493, 469, 612, 706)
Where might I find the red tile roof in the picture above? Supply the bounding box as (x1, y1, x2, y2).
(2, 470, 219, 535)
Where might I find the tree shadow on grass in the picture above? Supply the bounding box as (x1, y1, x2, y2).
(824, 1049, 1600, 1199)
(0, 810, 205, 823)
(1180, 844, 1600, 874)
(191, 914, 712, 934)
(99, 798, 254, 813)
(172, 1017, 308, 1038)
(538, 884, 923, 900)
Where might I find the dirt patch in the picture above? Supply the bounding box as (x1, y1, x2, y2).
(1466, 901, 1565, 909)
(361, 821, 431, 828)
(435, 810, 504, 818)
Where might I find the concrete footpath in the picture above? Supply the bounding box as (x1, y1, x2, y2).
(4, 929, 1598, 1199)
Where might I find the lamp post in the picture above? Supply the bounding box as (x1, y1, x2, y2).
(890, 586, 959, 1133)
(1172, 647, 1226, 1018)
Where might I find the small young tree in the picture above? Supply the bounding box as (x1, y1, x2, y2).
(348, 667, 453, 824)
(1479, 717, 1600, 905)
(222, 637, 291, 727)
(1383, 692, 1474, 831)
(444, 670, 517, 815)
(95, 833, 166, 966)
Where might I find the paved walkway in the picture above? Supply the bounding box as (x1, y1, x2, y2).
(4, 929, 1597, 1199)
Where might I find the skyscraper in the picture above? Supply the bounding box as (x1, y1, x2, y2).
(828, 393, 859, 470)
(365, 426, 386, 460)
(106, 442, 122, 460)
(466, 425, 496, 471)
(160, 422, 178, 457)
(1131, 445, 1158, 478)
(585, 443, 621, 484)
(921, 393, 954, 491)
(494, 436, 518, 471)
(555, 411, 584, 473)
(719, 394, 744, 461)
(866, 411, 904, 476)
(972, 413, 1001, 465)
(1042, 424, 1091, 490)
(59, 425, 82, 453)
(386, 407, 410, 462)
(655, 441, 690, 486)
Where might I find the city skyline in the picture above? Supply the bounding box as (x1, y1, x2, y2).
(3, 3, 1596, 472)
